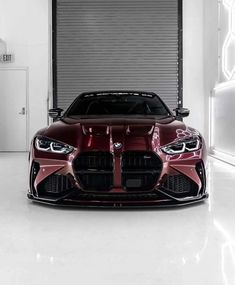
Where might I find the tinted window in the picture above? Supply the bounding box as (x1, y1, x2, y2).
(66, 95, 170, 117)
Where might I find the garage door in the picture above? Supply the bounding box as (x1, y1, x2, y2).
(53, 0, 182, 111)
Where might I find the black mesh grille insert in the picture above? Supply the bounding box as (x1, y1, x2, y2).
(162, 174, 198, 198)
(74, 152, 113, 171)
(122, 151, 162, 191)
(73, 152, 113, 191)
(38, 174, 72, 196)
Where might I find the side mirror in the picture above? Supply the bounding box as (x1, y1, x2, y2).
(174, 107, 190, 118)
(48, 108, 64, 119)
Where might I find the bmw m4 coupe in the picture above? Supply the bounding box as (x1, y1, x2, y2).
(28, 91, 208, 207)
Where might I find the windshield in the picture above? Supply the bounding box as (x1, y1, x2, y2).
(65, 94, 171, 117)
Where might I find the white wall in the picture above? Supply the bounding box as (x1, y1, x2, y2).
(203, 0, 219, 146)
(0, 0, 50, 146)
(183, 0, 219, 147)
(210, 0, 235, 165)
(212, 82, 235, 165)
(183, 0, 205, 137)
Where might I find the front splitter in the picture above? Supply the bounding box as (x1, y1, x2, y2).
(27, 192, 209, 209)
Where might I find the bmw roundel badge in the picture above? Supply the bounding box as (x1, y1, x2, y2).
(114, 142, 122, 149)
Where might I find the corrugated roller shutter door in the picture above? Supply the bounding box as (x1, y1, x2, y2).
(56, 0, 179, 110)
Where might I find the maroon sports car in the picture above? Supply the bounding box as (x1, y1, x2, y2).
(28, 91, 208, 207)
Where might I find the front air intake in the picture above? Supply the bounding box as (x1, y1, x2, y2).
(29, 161, 40, 195)
(162, 174, 199, 198)
(73, 152, 113, 191)
(121, 151, 162, 191)
(38, 174, 72, 196)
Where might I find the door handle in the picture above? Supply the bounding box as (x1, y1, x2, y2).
(19, 107, 26, 115)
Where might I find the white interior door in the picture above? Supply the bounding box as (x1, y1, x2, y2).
(0, 69, 27, 151)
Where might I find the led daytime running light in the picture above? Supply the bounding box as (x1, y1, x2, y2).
(161, 137, 201, 155)
(35, 137, 74, 154)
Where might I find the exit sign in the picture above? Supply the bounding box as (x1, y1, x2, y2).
(0, 54, 14, 63)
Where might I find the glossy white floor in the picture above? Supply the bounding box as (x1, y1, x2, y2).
(0, 153, 235, 285)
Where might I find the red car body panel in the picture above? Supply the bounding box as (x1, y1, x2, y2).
(28, 92, 208, 207)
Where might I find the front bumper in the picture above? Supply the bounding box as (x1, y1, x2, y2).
(29, 149, 208, 208)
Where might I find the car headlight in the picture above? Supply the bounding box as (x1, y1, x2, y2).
(161, 136, 202, 155)
(35, 136, 74, 154)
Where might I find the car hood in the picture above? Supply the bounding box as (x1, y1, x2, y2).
(36, 116, 200, 152)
